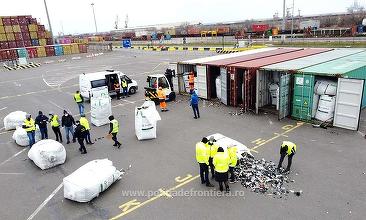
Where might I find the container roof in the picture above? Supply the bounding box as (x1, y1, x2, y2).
(300, 51, 366, 75)
(203, 48, 302, 66)
(228, 48, 331, 69)
(261, 49, 365, 71)
(179, 47, 276, 65)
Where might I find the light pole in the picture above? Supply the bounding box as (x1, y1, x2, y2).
(91, 3, 98, 34)
(282, 0, 286, 31)
(43, 0, 54, 43)
(291, 0, 295, 40)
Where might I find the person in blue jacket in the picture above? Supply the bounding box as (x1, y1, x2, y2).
(190, 90, 200, 119)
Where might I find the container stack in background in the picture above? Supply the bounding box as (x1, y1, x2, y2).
(0, 15, 87, 62)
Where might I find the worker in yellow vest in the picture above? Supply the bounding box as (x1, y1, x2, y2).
(108, 115, 121, 148)
(80, 114, 93, 145)
(196, 137, 214, 187)
(206, 136, 218, 179)
(228, 145, 238, 183)
(49, 112, 62, 143)
(213, 147, 230, 192)
(74, 90, 84, 115)
(22, 114, 36, 147)
(157, 87, 168, 112)
(121, 78, 129, 98)
(277, 141, 297, 173)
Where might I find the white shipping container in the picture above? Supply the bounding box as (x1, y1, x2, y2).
(300, 20, 320, 29)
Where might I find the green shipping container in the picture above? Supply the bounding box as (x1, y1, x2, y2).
(292, 74, 315, 121)
(17, 48, 28, 58)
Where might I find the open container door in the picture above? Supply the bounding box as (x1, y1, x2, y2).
(168, 62, 178, 92)
(196, 65, 208, 99)
(255, 70, 268, 114)
(220, 67, 228, 105)
(333, 78, 364, 130)
(279, 73, 291, 120)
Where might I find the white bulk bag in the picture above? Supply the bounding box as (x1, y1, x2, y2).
(315, 95, 336, 122)
(3, 111, 27, 130)
(91, 96, 112, 127)
(312, 94, 320, 118)
(215, 77, 221, 100)
(206, 133, 253, 158)
(135, 101, 161, 140)
(269, 83, 279, 106)
(12, 125, 42, 147)
(314, 80, 337, 96)
(63, 159, 122, 202)
(28, 139, 66, 170)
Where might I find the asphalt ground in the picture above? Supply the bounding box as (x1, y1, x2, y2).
(0, 49, 365, 220)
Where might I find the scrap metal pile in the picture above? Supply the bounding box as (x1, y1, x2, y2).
(234, 153, 296, 197)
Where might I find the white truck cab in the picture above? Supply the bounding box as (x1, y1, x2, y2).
(145, 74, 175, 103)
(79, 70, 138, 99)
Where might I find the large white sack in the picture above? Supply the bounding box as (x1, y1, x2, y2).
(135, 101, 161, 140)
(3, 111, 27, 130)
(312, 94, 320, 118)
(215, 77, 221, 100)
(28, 139, 66, 170)
(269, 83, 279, 106)
(63, 159, 122, 202)
(314, 80, 337, 96)
(315, 95, 336, 122)
(12, 125, 42, 147)
(206, 133, 253, 158)
(91, 96, 112, 126)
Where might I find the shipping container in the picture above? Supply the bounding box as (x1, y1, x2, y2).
(20, 25, 28, 33)
(38, 25, 45, 31)
(4, 25, 13, 33)
(39, 38, 47, 46)
(45, 45, 55, 56)
(28, 24, 37, 32)
(46, 38, 53, 45)
(22, 32, 30, 40)
(14, 32, 22, 41)
(71, 43, 79, 54)
(187, 26, 201, 36)
(62, 44, 72, 55)
(30, 18, 37, 24)
(299, 20, 320, 29)
(23, 40, 32, 47)
(0, 33, 6, 42)
(0, 42, 9, 49)
(54, 45, 64, 56)
(38, 31, 45, 38)
(30, 31, 38, 39)
(0, 50, 7, 61)
(18, 16, 28, 25)
(36, 46, 46, 57)
(6, 33, 15, 41)
(12, 25, 21, 33)
(0, 25, 5, 34)
(294, 51, 366, 130)
(1, 49, 17, 60)
(17, 48, 28, 58)
(78, 44, 87, 53)
(10, 17, 19, 25)
(8, 41, 17, 49)
(26, 47, 38, 58)
(252, 24, 269, 32)
(45, 31, 51, 38)
(217, 26, 230, 34)
(2, 17, 11, 26)
(16, 40, 24, 48)
(31, 39, 39, 46)
(0, 17, 2, 26)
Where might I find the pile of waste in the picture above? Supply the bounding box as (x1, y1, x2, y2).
(234, 153, 297, 197)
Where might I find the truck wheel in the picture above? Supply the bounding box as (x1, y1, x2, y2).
(169, 92, 176, 101)
(129, 87, 136, 94)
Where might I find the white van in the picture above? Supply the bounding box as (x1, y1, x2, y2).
(79, 70, 138, 100)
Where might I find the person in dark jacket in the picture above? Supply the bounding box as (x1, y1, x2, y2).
(74, 120, 87, 154)
(35, 111, 49, 139)
(190, 90, 200, 119)
(61, 110, 76, 144)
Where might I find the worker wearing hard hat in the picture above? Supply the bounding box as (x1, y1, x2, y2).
(196, 137, 214, 187)
(22, 114, 36, 147)
(157, 87, 168, 112)
(213, 147, 230, 192)
(206, 136, 218, 180)
(277, 141, 297, 173)
(228, 145, 238, 184)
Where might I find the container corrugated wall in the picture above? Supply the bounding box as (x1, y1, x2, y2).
(344, 65, 366, 108)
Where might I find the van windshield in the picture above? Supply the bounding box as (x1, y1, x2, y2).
(91, 79, 107, 88)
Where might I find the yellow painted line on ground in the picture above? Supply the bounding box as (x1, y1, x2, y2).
(188, 47, 193, 51)
(198, 48, 204, 51)
(209, 48, 216, 51)
(110, 174, 199, 220)
(250, 122, 304, 152)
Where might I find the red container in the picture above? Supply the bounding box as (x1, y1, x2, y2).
(17, 16, 28, 25)
(0, 50, 7, 61)
(187, 26, 201, 35)
(0, 42, 9, 49)
(16, 41, 24, 48)
(2, 17, 11, 26)
(8, 41, 17, 49)
(45, 45, 55, 56)
(46, 38, 53, 45)
(251, 24, 270, 32)
(26, 47, 38, 58)
(78, 44, 87, 53)
(1, 49, 17, 60)
(24, 40, 32, 47)
(38, 31, 45, 38)
(22, 32, 30, 40)
(10, 17, 19, 25)
(14, 33, 23, 41)
(30, 18, 37, 24)
(20, 25, 28, 33)
(38, 25, 45, 31)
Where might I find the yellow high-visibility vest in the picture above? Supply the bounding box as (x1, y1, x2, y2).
(213, 152, 230, 173)
(80, 117, 90, 130)
(228, 146, 238, 167)
(111, 119, 119, 134)
(74, 93, 82, 103)
(50, 115, 60, 127)
(196, 142, 209, 164)
(23, 119, 36, 132)
(281, 141, 297, 155)
(206, 143, 218, 158)
(122, 80, 128, 88)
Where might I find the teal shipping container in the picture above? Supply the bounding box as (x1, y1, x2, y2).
(294, 51, 366, 130)
(54, 44, 64, 56)
(17, 48, 28, 58)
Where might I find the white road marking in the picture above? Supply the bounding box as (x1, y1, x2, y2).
(0, 172, 24, 175)
(26, 183, 64, 220)
(0, 76, 42, 85)
(0, 148, 27, 166)
(0, 107, 7, 111)
(42, 75, 53, 87)
(48, 100, 66, 111)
